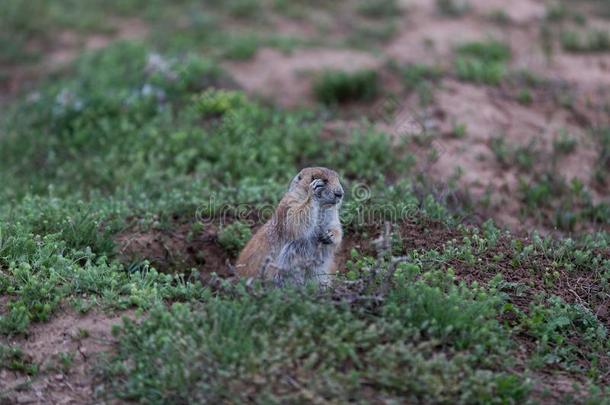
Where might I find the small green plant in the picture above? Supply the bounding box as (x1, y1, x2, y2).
(348, 21, 399, 47)
(561, 30, 610, 52)
(400, 63, 443, 106)
(401, 63, 443, 88)
(553, 129, 577, 155)
(454, 40, 511, 85)
(452, 122, 467, 138)
(0, 344, 38, 375)
(196, 89, 247, 117)
(514, 143, 537, 171)
(313, 69, 380, 105)
(517, 89, 533, 105)
(222, 35, 259, 60)
(488, 10, 511, 25)
(491, 136, 510, 167)
(436, 0, 470, 17)
(520, 177, 554, 209)
(54, 352, 75, 373)
(356, 0, 400, 18)
(545, 2, 569, 22)
(523, 296, 608, 371)
(225, 0, 260, 18)
(217, 221, 252, 257)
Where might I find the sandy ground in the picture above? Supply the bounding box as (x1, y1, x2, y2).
(1, 309, 133, 404)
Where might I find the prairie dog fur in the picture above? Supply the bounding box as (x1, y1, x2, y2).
(235, 167, 343, 286)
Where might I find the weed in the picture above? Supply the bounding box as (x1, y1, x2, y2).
(561, 30, 610, 52)
(554, 129, 577, 155)
(455, 40, 511, 85)
(348, 21, 399, 48)
(0, 344, 38, 375)
(452, 122, 467, 138)
(517, 89, 533, 105)
(488, 10, 511, 25)
(196, 89, 247, 117)
(398, 63, 443, 106)
(98, 276, 528, 403)
(436, 0, 470, 17)
(217, 222, 252, 257)
(401, 64, 443, 89)
(225, 0, 260, 19)
(357, 0, 401, 18)
(523, 296, 608, 372)
(222, 35, 259, 60)
(313, 69, 380, 105)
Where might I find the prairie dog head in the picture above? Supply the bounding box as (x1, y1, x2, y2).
(289, 167, 344, 207)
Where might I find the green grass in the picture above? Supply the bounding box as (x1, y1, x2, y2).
(217, 222, 252, 257)
(398, 63, 444, 106)
(561, 30, 610, 52)
(436, 0, 470, 17)
(313, 69, 380, 105)
(356, 0, 401, 18)
(0, 344, 38, 375)
(454, 40, 511, 85)
(554, 129, 577, 155)
(99, 272, 528, 403)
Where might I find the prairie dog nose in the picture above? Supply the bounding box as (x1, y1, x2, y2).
(334, 190, 344, 198)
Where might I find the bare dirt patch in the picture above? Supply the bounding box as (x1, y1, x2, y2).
(385, 13, 490, 66)
(469, 0, 546, 24)
(48, 19, 148, 68)
(1, 309, 133, 404)
(224, 47, 380, 107)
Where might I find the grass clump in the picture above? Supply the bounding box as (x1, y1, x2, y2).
(401, 64, 443, 88)
(0, 344, 38, 375)
(356, 0, 401, 18)
(98, 270, 528, 403)
(222, 34, 260, 60)
(313, 69, 380, 105)
(561, 30, 610, 52)
(553, 129, 577, 155)
(436, 0, 470, 17)
(217, 222, 252, 257)
(454, 40, 511, 85)
(196, 89, 247, 117)
(399, 63, 443, 106)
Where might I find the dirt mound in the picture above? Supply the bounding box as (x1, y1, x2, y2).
(114, 222, 232, 281)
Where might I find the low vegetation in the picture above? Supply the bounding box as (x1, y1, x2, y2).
(454, 40, 511, 85)
(313, 69, 380, 105)
(1, 0, 610, 403)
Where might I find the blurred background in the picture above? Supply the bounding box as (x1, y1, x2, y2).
(1, 0, 609, 234)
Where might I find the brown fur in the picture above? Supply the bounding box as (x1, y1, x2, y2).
(236, 167, 343, 284)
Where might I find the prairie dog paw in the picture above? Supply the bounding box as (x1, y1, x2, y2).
(310, 178, 325, 197)
(319, 229, 336, 245)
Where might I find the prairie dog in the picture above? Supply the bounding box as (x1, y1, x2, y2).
(236, 167, 343, 286)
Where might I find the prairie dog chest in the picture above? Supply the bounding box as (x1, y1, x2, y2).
(317, 206, 340, 230)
